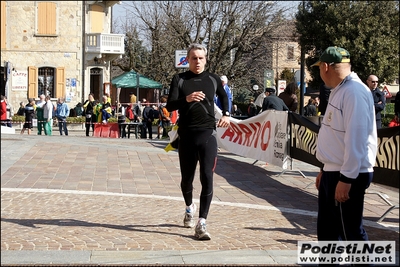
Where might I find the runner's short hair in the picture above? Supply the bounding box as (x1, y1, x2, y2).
(187, 43, 207, 57)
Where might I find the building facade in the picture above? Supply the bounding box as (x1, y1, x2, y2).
(1, 0, 124, 112)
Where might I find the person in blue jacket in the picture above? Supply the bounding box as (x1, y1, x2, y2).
(55, 97, 70, 135)
(214, 75, 232, 113)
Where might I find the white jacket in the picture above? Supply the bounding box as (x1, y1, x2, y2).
(316, 72, 377, 179)
(43, 100, 53, 119)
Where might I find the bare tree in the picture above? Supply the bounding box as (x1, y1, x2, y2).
(114, 1, 295, 98)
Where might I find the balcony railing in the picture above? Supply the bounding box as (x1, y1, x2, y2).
(86, 33, 125, 55)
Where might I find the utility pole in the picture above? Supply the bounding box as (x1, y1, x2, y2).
(299, 0, 305, 115)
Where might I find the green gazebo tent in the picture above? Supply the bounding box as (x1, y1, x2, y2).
(111, 70, 163, 89)
(111, 70, 163, 104)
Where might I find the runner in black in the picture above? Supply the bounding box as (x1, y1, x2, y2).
(166, 43, 230, 240)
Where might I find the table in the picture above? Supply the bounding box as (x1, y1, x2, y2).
(121, 122, 143, 139)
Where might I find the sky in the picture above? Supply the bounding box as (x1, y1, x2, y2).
(112, 1, 301, 28)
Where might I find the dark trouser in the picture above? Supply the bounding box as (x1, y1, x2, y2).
(161, 120, 170, 137)
(57, 117, 68, 135)
(178, 128, 217, 219)
(37, 116, 46, 135)
(2, 120, 12, 127)
(85, 115, 95, 136)
(118, 121, 126, 138)
(317, 171, 373, 241)
(376, 119, 382, 129)
(101, 110, 110, 122)
(144, 120, 153, 139)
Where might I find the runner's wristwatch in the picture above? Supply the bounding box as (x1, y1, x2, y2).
(224, 111, 230, 117)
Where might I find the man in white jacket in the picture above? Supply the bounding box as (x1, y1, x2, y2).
(43, 95, 54, 136)
(312, 46, 377, 242)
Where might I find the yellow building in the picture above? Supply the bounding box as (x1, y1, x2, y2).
(1, 1, 124, 110)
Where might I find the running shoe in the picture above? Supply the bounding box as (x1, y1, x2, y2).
(195, 221, 211, 240)
(183, 203, 197, 228)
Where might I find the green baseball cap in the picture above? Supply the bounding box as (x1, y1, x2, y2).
(311, 46, 350, 67)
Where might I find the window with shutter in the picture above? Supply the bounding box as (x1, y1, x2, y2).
(90, 5, 104, 33)
(28, 66, 38, 98)
(1, 1, 6, 49)
(38, 67, 55, 97)
(56, 67, 65, 98)
(37, 2, 57, 36)
(28, 67, 65, 99)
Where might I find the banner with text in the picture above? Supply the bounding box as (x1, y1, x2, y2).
(217, 110, 289, 169)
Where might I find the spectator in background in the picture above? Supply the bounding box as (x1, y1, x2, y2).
(278, 82, 298, 112)
(35, 94, 46, 135)
(43, 95, 53, 135)
(261, 86, 289, 112)
(74, 102, 84, 117)
(395, 91, 400, 123)
(55, 97, 70, 136)
(318, 83, 331, 116)
(105, 93, 111, 105)
(140, 98, 146, 118)
(97, 95, 112, 124)
(17, 102, 25, 116)
(158, 96, 170, 139)
(151, 104, 159, 121)
(247, 98, 258, 117)
(315, 96, 320, 108)
(125, 103, 136, 122)
(304, 98, 317, 117)
(388, 90, 400, 127)
(0, 95, 7, 126)
(170, 109, 178, 125)
(142, 101, 155, 139)
(20, 98, 36, 135)
(133, 101, 142, 122)
(232, 104, 243, 116)
(366, 75, 386, 129)
(130, 92, 137, 104)
(3, 95, 13, 128)
(214, 75, 232, 114)
(83, 93, 96, 137)
(116, 103, 127, 138)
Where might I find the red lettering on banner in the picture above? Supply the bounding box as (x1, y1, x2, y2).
(236, 123, 252, 145)
(220, 120, 272, 151)
(220, 126, 236, 141)
(248, 122, 262, 148)
(260, 121, 271, 151)
(231, 123, 242, 143)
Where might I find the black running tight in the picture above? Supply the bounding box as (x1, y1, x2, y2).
(178, 127, 217, 219)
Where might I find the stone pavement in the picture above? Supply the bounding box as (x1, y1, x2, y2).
(1, 130, 399, 266)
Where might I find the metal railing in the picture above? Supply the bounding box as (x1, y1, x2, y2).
(86, 33, 125, 54)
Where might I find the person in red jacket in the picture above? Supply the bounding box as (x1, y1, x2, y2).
(170, 110, 178, 125)
(0, 95, 7, 126)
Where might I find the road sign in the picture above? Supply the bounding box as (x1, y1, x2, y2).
(278, 80, 286, 96)
(175, 50, 188, 68)
(264, 69, 274, 89)
(382, 86, 392, 98)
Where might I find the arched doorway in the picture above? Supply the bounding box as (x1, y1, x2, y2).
(90, 68, 102, 101)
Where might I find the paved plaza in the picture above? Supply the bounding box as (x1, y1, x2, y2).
(1, 129, 399, 265)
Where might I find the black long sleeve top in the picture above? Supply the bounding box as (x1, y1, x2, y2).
(166, 70, 229, 129)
